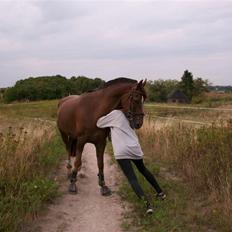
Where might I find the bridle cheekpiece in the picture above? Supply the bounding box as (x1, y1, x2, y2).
(124, 89, 145, 127)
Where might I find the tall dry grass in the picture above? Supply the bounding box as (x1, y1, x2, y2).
(138, 117, 232, 214)
(145, 104, 232, 124)
(0, 121, 54, 188)
(0, 120, 64, 232)
(204, 92, 232, 107)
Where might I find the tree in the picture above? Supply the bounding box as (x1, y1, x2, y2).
(147, 79, 179, 102)
(69, 76, 105, 94)
(178, 70, 210, 103)
(193, 77, 209, 96)
(3, 75, 105, 103)
(179, 70, 195, 101)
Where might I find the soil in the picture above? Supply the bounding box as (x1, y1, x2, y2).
(25, 143, 126, 232)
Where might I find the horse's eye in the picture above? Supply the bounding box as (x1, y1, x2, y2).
(134, 96, 141, 103)
(133, 95, 139, 100)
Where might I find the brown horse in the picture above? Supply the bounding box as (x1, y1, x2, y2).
(57, 78, 147, 195)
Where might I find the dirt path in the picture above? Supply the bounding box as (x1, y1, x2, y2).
(28, 144, 126, 232)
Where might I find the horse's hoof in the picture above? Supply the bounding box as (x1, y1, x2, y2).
(68, 183, 78, 194)
(100, 186, 112, 196)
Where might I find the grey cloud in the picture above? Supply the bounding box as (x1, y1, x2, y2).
(0, 0, 231, 87)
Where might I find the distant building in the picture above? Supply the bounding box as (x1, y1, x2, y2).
(167, 90, 189, 103)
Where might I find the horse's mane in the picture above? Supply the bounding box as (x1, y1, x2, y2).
(86, 77, 137, 93)
(102, 77, 137, 88)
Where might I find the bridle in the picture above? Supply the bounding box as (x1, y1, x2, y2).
(124, 89, 145, 125)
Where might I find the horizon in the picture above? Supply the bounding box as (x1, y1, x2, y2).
(1, 73, 231, 89)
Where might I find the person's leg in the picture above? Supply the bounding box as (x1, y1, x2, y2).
(132, 159, 163, 194)
(117, 159, 153, 213)
(117, 159, 145, 199)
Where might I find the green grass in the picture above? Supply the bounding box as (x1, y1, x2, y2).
(117, 162, 232, 232)
(0, 100, 65, 232)
(0, 130, 65, 232)
(1, 99, 232, 231)
(107, 117, 232, 232)
(119, 172, 189, 232)
(0, 100, 58, 120)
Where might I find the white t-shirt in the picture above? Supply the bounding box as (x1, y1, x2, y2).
(97, 110, 144, 160)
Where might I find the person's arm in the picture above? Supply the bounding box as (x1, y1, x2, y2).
(97, 110, 120, 128)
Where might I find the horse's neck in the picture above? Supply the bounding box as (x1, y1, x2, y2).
(100, 84, 132, 113)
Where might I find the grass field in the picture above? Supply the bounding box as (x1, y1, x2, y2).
(0, 100, 58, 120)
(112, 103, 232, 232)
(0, 100, 65, 232)
(204, 92, 232, 107)
(145, 103, 232, 126)
(1, 100, 232, 231)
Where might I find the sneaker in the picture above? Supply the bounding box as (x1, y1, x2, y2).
(146, 207, 154, 215)
(146, 202, 154, 215)
(156, 192, 166, 200)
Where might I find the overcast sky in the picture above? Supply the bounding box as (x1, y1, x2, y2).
(0, 0, 231, 87)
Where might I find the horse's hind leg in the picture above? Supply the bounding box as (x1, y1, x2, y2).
(68, 142, 84, 194)
(95, 141, 112, 196)
(60, 131, 72, 178)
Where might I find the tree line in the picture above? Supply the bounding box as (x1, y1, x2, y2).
(146, 70, 209, 103)
(208, 85, 232, 93)
(2, 71, 211, 103)
(3, 75, 104, 103)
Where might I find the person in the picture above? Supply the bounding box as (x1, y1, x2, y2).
(97, 109, 166, 214)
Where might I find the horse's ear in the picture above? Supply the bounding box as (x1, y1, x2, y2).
(142, 79, 147, 87)
(136, 80, 143, 89)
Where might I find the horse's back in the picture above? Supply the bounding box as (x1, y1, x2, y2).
(57, 91, 104, 138)
(58, 95, 79, 108)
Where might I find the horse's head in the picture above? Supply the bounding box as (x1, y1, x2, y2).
(120, 79, 147, 129)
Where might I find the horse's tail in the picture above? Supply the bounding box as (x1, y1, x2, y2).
(59, 131, 77, 170)
(69, 137, 77, 157)
(66, 137, 77, 179)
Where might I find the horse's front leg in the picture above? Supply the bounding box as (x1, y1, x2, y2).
(95, 141, 112, 196)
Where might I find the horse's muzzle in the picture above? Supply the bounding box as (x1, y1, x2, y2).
(130, 115, 144, 129)
(125, 112, 144, 129)
(134, 123, 142, 129)
(133, 120, 143, 129)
